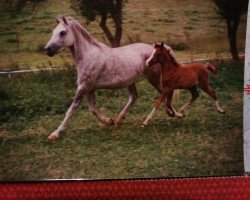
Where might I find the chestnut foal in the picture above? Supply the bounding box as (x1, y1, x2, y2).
(142, 42, 225, 127)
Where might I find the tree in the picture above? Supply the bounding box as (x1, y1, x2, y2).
(71, 0, 126, 47)
(213, 0, 249, 60)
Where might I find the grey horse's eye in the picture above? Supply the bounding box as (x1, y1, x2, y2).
(60, 31, 66, 37)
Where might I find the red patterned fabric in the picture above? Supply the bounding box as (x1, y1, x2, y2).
(1, 177, 250, 200)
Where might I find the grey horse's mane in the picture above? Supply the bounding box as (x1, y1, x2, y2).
(66, 17, 102, 48)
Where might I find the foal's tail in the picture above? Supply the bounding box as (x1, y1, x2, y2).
(206, 63, 217, 75)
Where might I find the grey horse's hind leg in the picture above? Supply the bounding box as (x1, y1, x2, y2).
(115, 83, 138, 125)
(48, 85, 86, 141)
(87, 91, 114, 125)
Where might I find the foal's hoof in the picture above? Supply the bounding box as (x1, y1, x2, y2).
(115, 116, 125, 126)
(48, 134, 59, 142)
(176, 113, 185, 118)
(168, 113, 175, 117)
(219, 110, 225, 114)
(179, 109, 185, 114)
(180, 110, 186, 115)
(166, 109, 175, 117)
(141, 123, 147, 128)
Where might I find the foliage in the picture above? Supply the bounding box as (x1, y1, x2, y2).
(2, 0, 47, 13)
(71, 0, 127, 47)
(71, 0, 117, 21)
(214, 0, 248, 19)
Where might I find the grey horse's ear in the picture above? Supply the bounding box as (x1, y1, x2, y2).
(62, 16, 68, 25)
(154, 42, 156, 48)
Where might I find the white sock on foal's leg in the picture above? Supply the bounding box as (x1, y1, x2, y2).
(179, 102, 191, 114)
(142, 107, 156, 127)
(172, 108, 185, 118)
(215, 100, 225, 114)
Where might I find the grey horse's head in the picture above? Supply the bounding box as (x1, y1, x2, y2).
(44, 16, 74, 57)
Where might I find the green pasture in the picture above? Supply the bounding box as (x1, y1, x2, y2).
(0, 61, 244, 180)
(0, 0, 247, 69)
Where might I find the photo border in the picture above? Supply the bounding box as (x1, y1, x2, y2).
(1, 176, 250, 199)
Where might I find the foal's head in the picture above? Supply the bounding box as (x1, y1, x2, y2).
(146, 42, 179, 67)
(44, 16, 74, 57)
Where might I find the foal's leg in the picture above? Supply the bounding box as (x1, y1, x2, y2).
(166, 91, 184, 118)
(165, 91, 174, 117)
(48, 85, 86, 141)
(197, 72, 225, 114)
(146, 68, 173, 113)
(179, 86, 199, 115)
(142, 87, 170, 127)
(115, 83, 138, 125)
(87, 91, 114, 125)
(199, 85, 225, 114)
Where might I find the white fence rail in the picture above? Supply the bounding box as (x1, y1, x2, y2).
(0, 66, 70, 78)
(0, 54, 242, 78)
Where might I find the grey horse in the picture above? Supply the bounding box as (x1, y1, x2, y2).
(44, 16, 170, 141)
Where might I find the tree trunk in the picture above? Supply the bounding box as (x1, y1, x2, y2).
(99, 13, 120, 47)
(99, 0, 123, 48)
(15, 0, 28, 13)
(226, 16, 240, 61)
(111, 0, 123, 47)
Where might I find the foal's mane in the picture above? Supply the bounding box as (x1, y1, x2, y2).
(155, 43, 180, 67)
(163, 47, 180, 67)
(66, 17, 101, 47)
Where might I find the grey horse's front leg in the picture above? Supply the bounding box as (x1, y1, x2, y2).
(87, 91, 114, 125)
(115, 83, 138, 125)
(48, 85, 86, 141)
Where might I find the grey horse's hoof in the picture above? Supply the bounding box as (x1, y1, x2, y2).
(105, 117, 114, 125)
(48, 134, 59, 142)
(115, 116, 125, 126)
(176, 113, 185, 118)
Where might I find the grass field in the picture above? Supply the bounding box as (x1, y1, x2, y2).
(0, 0, 247, 69)
(0, 60, 244, 180)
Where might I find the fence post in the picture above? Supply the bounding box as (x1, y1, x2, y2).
(244, 1, 250, 175)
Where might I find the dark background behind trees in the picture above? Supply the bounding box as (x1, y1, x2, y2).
(2, 0, 47, 13)
(0, 0, 248, 58)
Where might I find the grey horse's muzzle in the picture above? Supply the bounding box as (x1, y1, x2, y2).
(44, 43, 58, 57)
